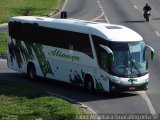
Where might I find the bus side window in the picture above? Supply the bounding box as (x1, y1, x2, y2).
(75, 33, 93, 58)
(66, 31, 93, 58)
(69, 44, 74, 50)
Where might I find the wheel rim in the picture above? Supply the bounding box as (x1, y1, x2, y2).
(29, 67, 35, 79)
(88, 81, 92, 91)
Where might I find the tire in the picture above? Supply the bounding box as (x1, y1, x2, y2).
(28, 64, 37, 81)
(144, 14, 149, 22)
(84, 77, 95, 94)
(146, 17, 149, 22)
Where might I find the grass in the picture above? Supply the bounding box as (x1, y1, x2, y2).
(0, 80, 85, 120)
(0, 0, 64, 54)
(0, 1, 87, 119)
(0, 0, 64, 24)
(0, 32, 7, 55)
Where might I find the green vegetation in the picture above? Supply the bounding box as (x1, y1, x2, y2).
(0, 1, 86, 119)
(0, 32, 7, 55)
(0, 0, 64, 54)
(0, 80, 85, 120)
(0, 0, 63, 23)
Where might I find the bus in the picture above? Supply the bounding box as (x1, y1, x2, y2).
(7, 16, 155, 93)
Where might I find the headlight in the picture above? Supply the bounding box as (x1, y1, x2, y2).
(112, 79, 121, 84)
(145, 79, 148, 82)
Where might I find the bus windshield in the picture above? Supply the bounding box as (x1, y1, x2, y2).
(110, 41, 148, 77)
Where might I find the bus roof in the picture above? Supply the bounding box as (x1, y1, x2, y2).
(9, 16, 143, 42)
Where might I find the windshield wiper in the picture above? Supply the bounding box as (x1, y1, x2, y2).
(123, 54, 130, 75)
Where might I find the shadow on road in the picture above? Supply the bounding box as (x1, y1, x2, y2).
(122, 20, 145, 23)
(0, 72, 139, 102)
(152, 18, 160, 21)
(122, 18, 160, 23)
(0, 73, 47, 99)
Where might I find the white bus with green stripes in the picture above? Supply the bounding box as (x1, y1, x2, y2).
(7, 16, 155, 93)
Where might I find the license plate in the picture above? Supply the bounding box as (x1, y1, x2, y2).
(129, 87, 136, 90)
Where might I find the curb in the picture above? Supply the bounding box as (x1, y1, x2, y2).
(0, 55, 7, 59)
(49, 0, 68, 17)
(0, 23, 8, 27)
(47, 91, 97, 115)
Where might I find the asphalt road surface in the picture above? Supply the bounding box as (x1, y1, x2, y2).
(0, 0, 160, 118)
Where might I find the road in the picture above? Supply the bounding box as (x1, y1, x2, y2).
(53, 0, 160, 115)
(99, 0, 160, 115)
(0, 0, 160, 117)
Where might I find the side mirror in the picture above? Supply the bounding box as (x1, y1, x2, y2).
(108, 53, 114, 63)
(151, 51, 155, 60)
(146, 45, 155, 60)
(99, 44, 114, 63)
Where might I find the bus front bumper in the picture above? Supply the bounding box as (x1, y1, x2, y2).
(109, 81, 148, 92)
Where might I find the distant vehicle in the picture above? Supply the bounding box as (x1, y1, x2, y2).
(7, 16, 155, 93)
(143, 3, 152, 22)
(143, 11, 151, 22)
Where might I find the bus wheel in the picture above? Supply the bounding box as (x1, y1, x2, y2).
(28, 64, 36, 81)
(84, 77, 95, 94)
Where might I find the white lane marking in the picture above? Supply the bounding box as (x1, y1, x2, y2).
(92, 0, 110, 23)
(98, 4, 103, 10)
(155, 31, 160, 36)
(104, 14, 110, 23)
(133, 5, 138, 10)
(137, 91, 157, 115)
(97, 0, 110, 23)
(94, 0, 156, 115)
(97, 0, 104, 12)
(96, 19, 107, 21)
(97, 0, 100, 4)
(91, 11, 105, 22)
(0, 59, 7, 62)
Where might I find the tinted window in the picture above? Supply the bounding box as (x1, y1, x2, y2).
(65, 31, 93, 58)
(92, 35, 109, 70)
(9, 21, 93, 58)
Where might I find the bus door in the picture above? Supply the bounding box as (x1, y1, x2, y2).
(96, 46, 110, 92)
